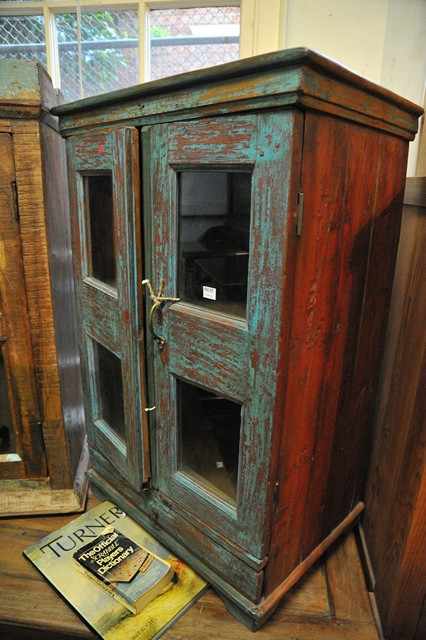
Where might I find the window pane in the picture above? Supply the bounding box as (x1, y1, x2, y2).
(149, 6, 240, 81)
(94, 341, 125, 440)
(178, 379, 241, 503)
(84, 173, 116, 286)
(55, 9, 139, 102)
(0, 347, 15, 454)
(178, 171, 251, 317)
(0, 14, 46, 66)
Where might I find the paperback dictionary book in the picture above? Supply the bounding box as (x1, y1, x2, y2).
(24, 501, 207, 639)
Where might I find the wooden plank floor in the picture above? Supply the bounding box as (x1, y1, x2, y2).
(0, 497, 379, 640)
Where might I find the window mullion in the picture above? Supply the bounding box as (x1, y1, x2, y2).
(44, 5, 61, 88)
(139, 1, 148, 83)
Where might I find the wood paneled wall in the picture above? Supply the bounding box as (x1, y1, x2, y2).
(364, 177, 426, 640)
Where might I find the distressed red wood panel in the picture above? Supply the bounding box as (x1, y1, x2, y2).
(324, 132, 408, 535)
(265, 112, 408, 591)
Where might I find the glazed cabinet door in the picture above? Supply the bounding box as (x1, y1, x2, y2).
(69, 128, 149, 489)
(0, 132, 46, 480)
(143, 113, 302, 558)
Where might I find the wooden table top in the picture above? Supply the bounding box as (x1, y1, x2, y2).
(0, 496, 379, 640)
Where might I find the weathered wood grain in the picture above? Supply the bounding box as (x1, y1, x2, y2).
(68, 128, 149, 489)
(40, 121, 85, 480)
(326, 531, 373, 624)
(61, 50, 421, 628)
(53, 48, 422, 142)
(0, 61, 87, 515)
(0, 131, 45, 479)
(323, 123, 407, 533)
(145, 111, 303, 563)
(0, 496, 379, 640)
(168, 304, 248, 402)
(364, 178, 426, 640)
(264, 112, 407, 594)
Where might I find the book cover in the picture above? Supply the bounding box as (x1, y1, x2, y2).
(24, 501, 207, 639)
(73, 527, 175, 614)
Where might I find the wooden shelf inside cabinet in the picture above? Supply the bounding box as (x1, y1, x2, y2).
(0, 60, 88, 516)
(54, 47, 423, 628)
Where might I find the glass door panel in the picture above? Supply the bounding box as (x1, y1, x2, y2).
(144, 112, 301, 557)
(71, 128, 149, 489)
(93, 340, 126, 440)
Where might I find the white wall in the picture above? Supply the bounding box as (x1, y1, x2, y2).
(285, 0, 388, 83)
(380, 0, 426, 174)
(281, 0, 426, 174)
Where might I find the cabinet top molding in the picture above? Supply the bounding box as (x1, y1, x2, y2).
(52, 47, 423, 140)
(0, 60, 58, 120)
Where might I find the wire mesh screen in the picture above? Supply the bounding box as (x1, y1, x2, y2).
(0, 14, 46, 66)
(149, 6, 240, 81)
(55, 8, 139, 102)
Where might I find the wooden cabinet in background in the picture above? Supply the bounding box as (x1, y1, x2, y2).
(0, 61, 87, 515)
(54, 49, 423, 628)
(364, 177, 426, 640)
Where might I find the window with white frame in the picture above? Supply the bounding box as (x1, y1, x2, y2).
(0, 2, 243, 102)
(54, 8, 139, 101)
(0, 13, 46, 66)
(148, 6, 240, 82)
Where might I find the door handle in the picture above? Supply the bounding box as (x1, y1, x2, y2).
(142, 279, 180, 350)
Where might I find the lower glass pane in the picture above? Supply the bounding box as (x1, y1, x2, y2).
(177, 379, 241, 503)
(94, 341, 125, 439)
(0, 348, 15, 453)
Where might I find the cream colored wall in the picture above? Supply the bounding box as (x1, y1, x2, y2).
(380, 0, 426, 174)
(285, 0, 388, 83)
(256, 0, 426, 175)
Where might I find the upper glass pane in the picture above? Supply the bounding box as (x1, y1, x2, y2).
(84, 173, 116, 287)
(94, 341, 125, 440)
(0, 347, 15, 454)
(55, 9, 139, 102)
(178, 379, 241, 503)
(178, 171, 251, 317)
(149, 6, 240, 81)
(0, 14, 46, 66)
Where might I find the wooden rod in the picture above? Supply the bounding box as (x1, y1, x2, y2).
(257, 501, 365, 618)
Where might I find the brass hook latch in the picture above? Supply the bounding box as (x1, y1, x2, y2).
(142, 279, 180, 350)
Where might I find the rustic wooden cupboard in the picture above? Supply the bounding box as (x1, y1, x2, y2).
(0, 61, 87, 515)
(53, 49, 423, 628)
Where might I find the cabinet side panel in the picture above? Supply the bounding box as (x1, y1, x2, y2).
(323, 125, 408, 531)
(40, 122, 85, 483)
(265, 111, 408, 592)
(11, 121, 65, 481)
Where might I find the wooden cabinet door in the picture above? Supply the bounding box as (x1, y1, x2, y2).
(143, 113, 302, 558)
(0, 132, 46, 480)
(69, 128, 149, 489)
